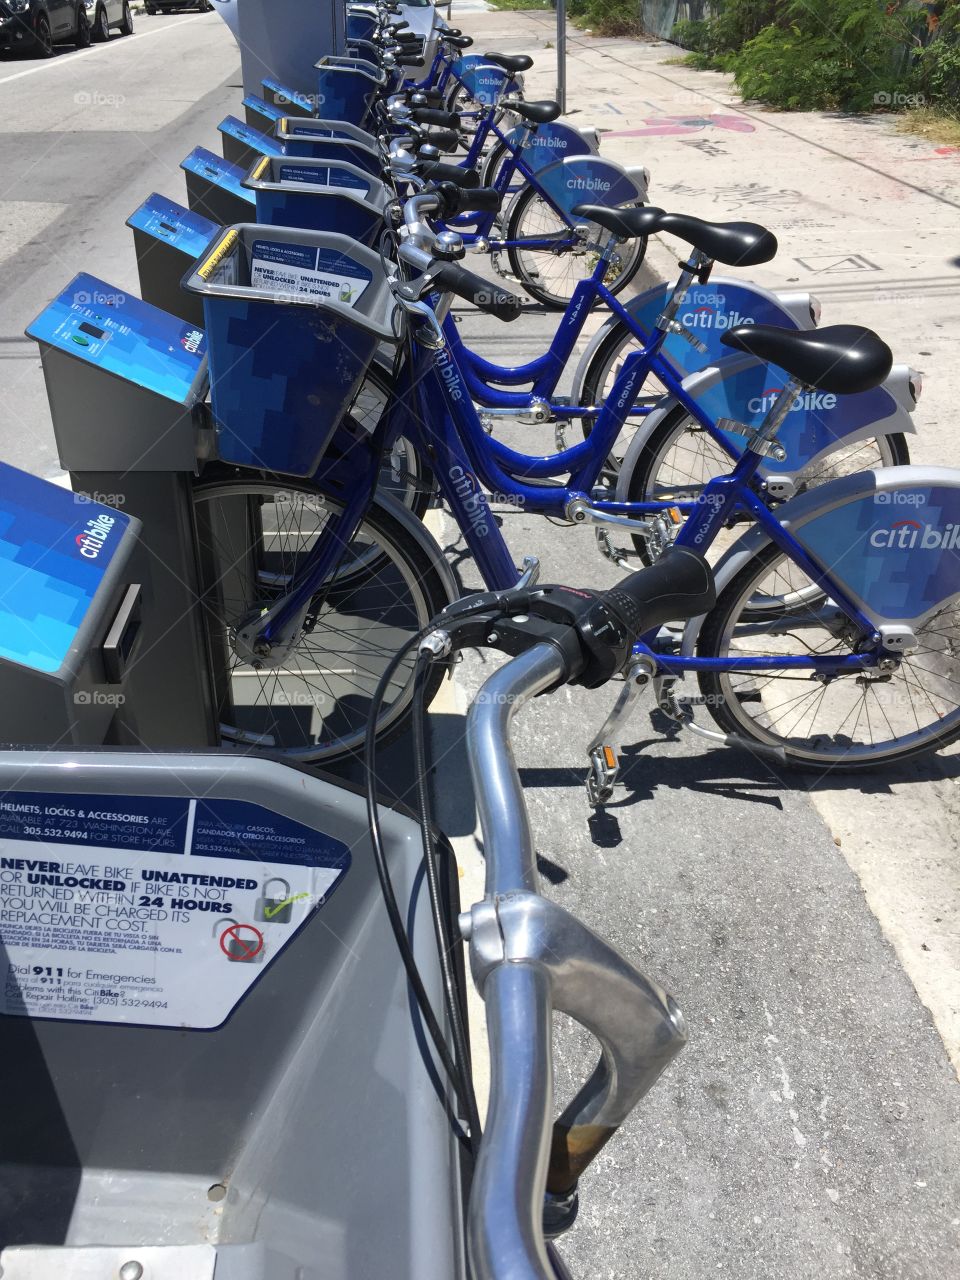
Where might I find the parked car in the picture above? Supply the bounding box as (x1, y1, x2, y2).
(84, 0, 133, 41)
(397, 0, 441, 69)
(0, 0, 96, 56)
(144, 1, 214, 13)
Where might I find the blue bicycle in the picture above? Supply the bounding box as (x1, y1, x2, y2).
(186, 197, 960, 772)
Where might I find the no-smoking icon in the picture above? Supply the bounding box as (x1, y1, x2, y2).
(219, 922, 264, 964)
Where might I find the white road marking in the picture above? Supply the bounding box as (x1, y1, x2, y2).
(0, 16, 197, 88)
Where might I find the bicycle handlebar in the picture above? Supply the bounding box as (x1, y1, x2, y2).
(453, 551, 715, 1280)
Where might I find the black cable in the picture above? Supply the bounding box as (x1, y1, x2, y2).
(411, 656, 482, 1153)
(364, 631, 475, 1149)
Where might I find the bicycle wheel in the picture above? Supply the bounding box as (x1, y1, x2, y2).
(581, 322, 911, 493)
(444, 82, 500, 141)
(696, 540, 960, 769)
(193, 477, 455, 762)
(505, 187, 646, 309)
(480, 136, 511, 188)
(622, 400, 910, 566)
(349, 357, 433, 518)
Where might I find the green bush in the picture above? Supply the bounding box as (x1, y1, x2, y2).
(670, 1, 779, 70)
(569, 0, 644, 37)
(671, 18, 713, 52)
(918, 4, 960, 114)
(670, 0, 948, 114)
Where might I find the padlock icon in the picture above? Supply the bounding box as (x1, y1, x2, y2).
(214, 917, 265, 964)
(255, 877, 294, 925)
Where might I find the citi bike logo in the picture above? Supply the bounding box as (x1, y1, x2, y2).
(869, 518, 960, 550)
(435, 348, 464, 402)
(567, 176, 612, 193)
(747, 385, 837, 415)
(180, 327, 204, 354)
(75, 513, 116, 559)
(537, 135, 570, 150)
(679, 305, 755, 331)
(449, 465, 489, 538)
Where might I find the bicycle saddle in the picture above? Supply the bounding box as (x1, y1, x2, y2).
(721, 324, 893, 395)
(573, 205, 777, 267)
(483, 52, 534, 74)
(573, 204, 663, 239)
(512, 99, 562, 124)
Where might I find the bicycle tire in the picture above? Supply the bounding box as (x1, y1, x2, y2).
(505, 186, 646, 310)
(192, 476, 454, 763)
(696, 538, 960, 769)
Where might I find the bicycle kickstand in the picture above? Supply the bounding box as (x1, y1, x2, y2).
(585, 656, 657, 806)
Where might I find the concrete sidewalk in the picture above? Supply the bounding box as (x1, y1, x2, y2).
(442, 5, 960, 1276)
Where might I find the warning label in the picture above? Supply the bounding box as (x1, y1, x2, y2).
(250, 240, 372, 306)
(0, 793, 350, 1030)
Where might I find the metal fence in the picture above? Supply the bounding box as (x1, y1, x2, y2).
(640, 0, 716, 41)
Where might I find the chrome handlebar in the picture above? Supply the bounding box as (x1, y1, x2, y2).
(461, 644, 688, 1280)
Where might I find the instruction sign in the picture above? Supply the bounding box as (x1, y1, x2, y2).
(250, 240, 372, 304)
(0, 792, 350, 1030)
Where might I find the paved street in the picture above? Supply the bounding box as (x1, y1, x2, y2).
(0, 6, 958, 1277)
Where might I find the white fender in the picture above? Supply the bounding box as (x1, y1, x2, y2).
(612, 354, 918, 503)
(678, 464, 955, 655)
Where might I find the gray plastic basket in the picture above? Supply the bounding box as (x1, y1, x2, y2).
(242, 155, 389, 245)
(183, 225, 397, 476)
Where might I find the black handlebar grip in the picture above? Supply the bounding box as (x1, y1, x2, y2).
(403, 56, 426, 67)
(408, 89, 445, 105)
(412, 107, 461, 128)
(432, 182, 501, 217)
(419, 127, 459, 153)
(601, 548, 715, 643)
(460, 186, 502, 213)
(430, 261, 523, 323)
(387, 19, 410, 32)
(417, 160, 480, 189)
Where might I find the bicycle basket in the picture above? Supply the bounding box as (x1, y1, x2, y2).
(314, 56, 386, 127)
(183, 225, 397, 477)
(242, 155, 389, 245)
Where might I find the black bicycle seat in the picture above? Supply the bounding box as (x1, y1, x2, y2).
(572, 205, 664, 240)
(483, 52, 534, 75)
(721, 324, 893, 395)
(658, 212, 777, 266)
(512, 99, 562, 125)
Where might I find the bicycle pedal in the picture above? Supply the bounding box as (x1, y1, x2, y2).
(586, 743, 619, 807)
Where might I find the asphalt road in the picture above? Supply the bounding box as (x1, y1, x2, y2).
(0, 10, 958, 1279)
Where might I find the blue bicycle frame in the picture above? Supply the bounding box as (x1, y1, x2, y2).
(253, 296, 880, 683)
(448, 257, 655, 419)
